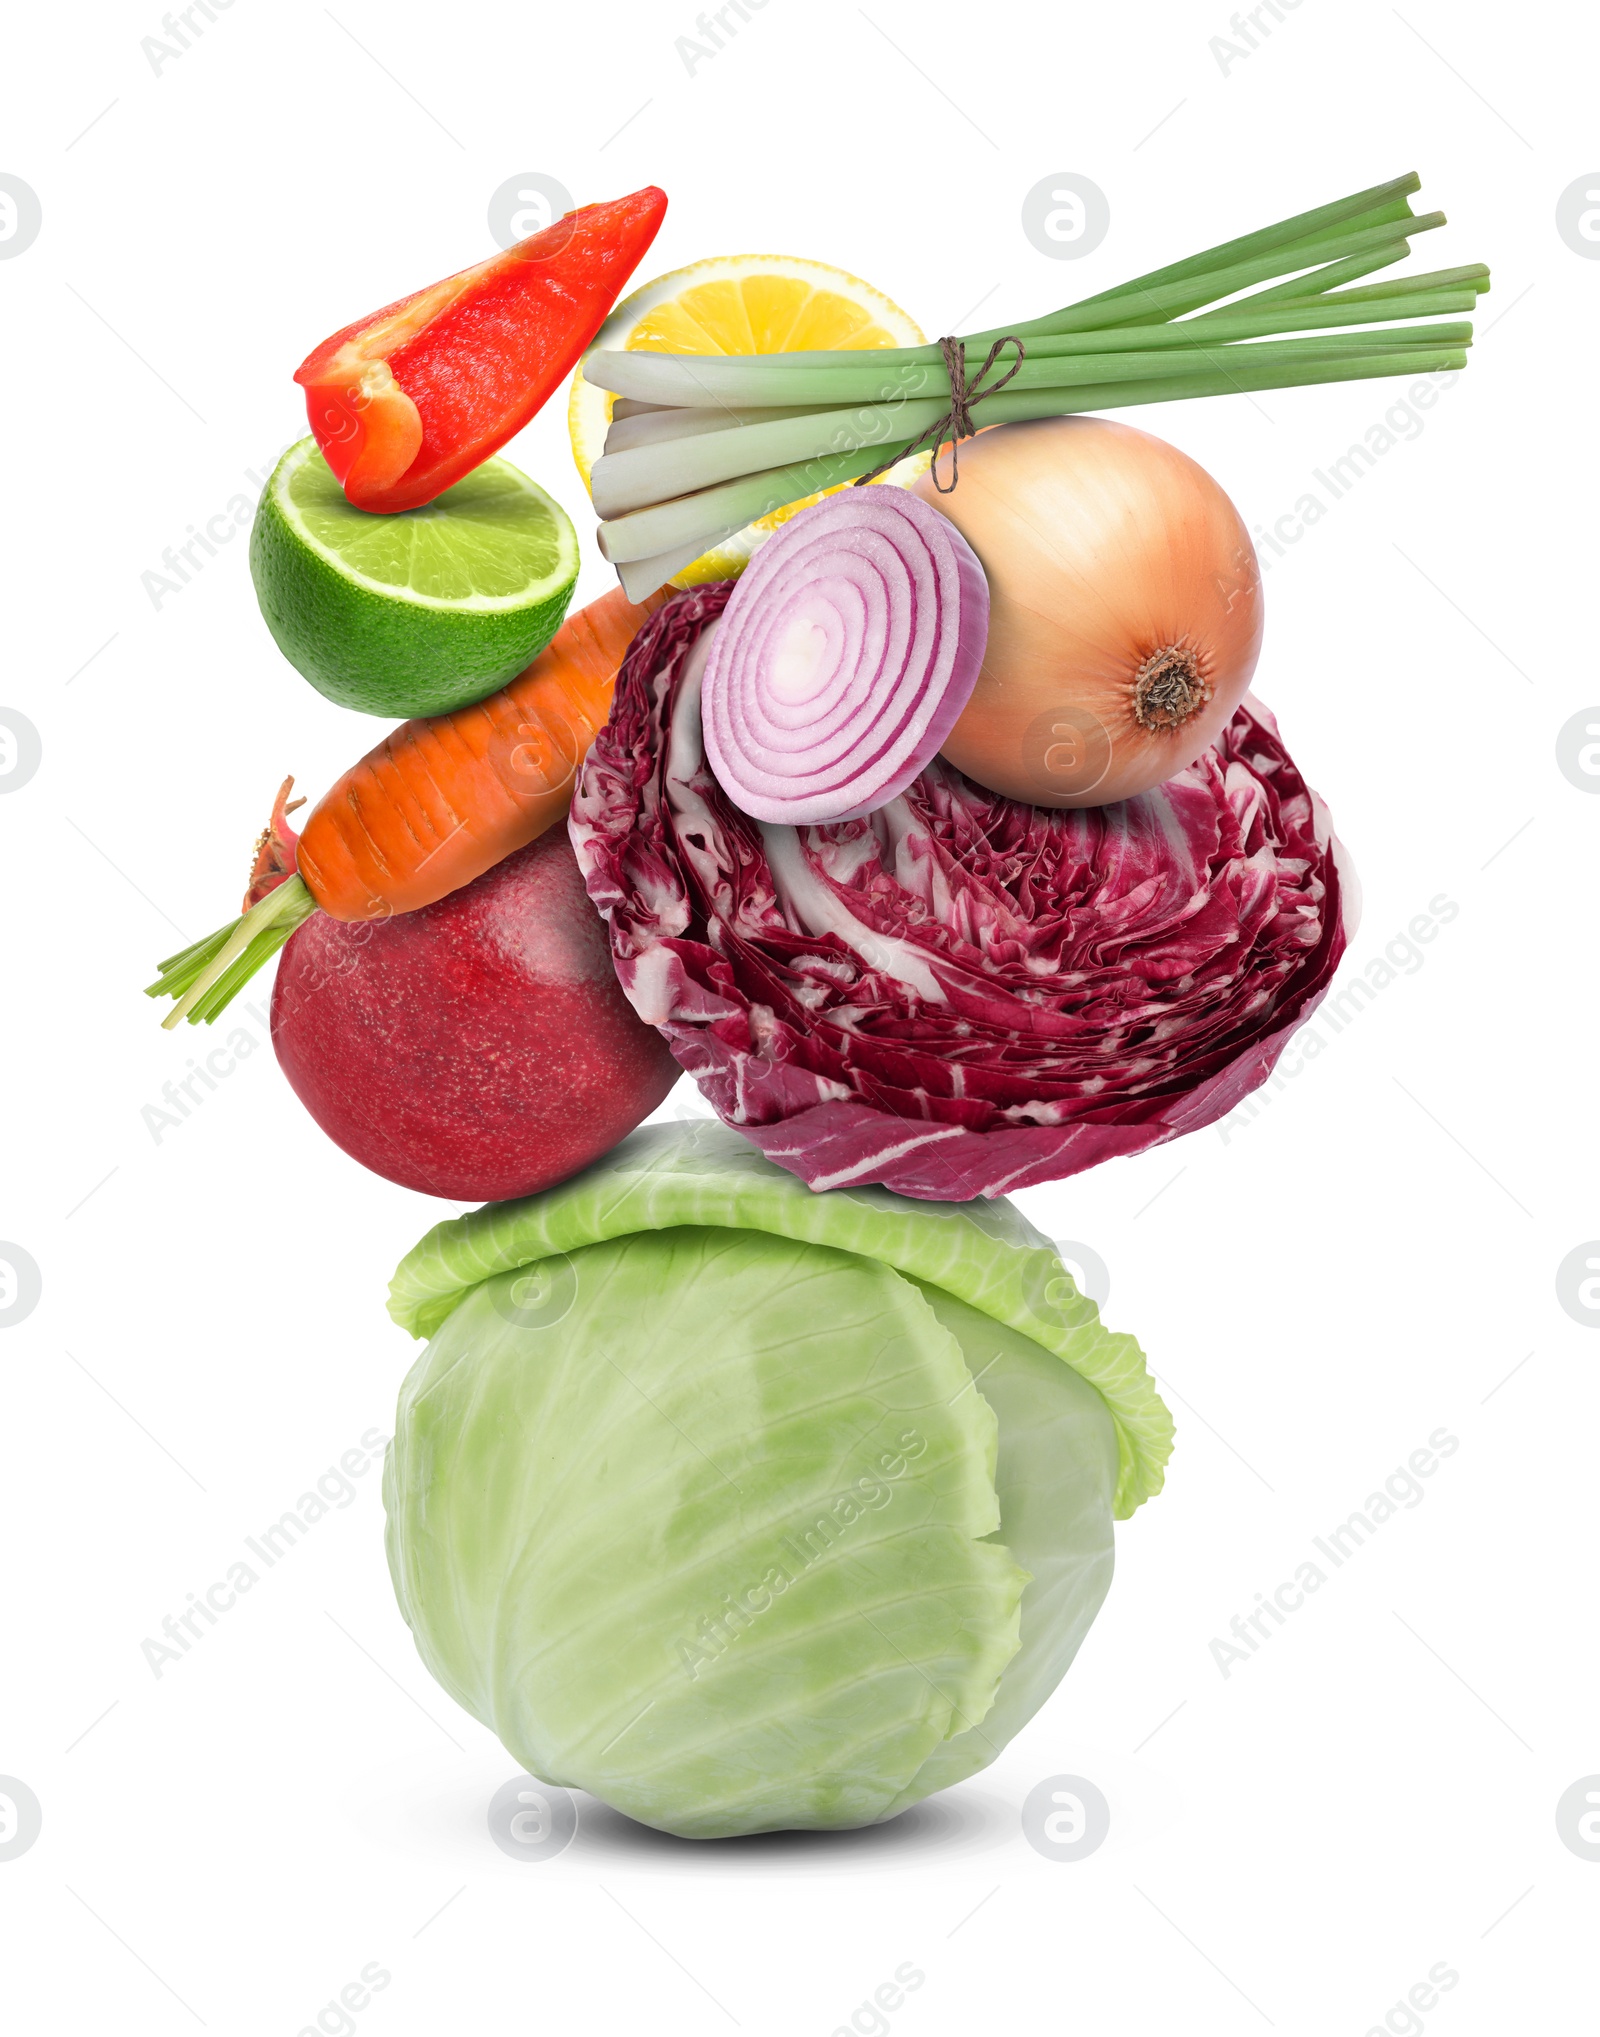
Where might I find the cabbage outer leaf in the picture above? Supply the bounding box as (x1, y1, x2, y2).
(891, 1281, 1118, 1809)
(389, 1120, 1171, 1516)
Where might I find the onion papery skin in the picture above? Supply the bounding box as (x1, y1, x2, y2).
(916, 417, 1264, 809)
(572, 585, 1352, 1201)
(699, 490, 989, 825)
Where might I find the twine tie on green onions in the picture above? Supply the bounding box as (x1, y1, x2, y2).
(853, 334, 1026, 491)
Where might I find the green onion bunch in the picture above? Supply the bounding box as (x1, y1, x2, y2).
(581, 173, 1488, 599)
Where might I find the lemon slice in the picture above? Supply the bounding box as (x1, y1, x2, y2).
(569, 254, 931, 586)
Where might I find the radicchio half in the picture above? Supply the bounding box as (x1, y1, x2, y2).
(571, 583, 1353, 1201)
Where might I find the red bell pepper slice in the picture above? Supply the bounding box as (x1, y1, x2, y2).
(295, 185, 667, 515)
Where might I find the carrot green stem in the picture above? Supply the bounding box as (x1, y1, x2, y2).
(146, 876, 318, 1028)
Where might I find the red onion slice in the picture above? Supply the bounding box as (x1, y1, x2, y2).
(699, 489, 989, 825)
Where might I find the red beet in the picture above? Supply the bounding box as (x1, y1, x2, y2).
(271, 828, 678, 1200)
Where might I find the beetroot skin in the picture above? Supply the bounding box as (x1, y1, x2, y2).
(271, 828, 679, 1200)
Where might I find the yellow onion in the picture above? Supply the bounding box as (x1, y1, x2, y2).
(914, 416, 1263, 807)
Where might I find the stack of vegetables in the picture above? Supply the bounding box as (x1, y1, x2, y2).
(141, 170, 1487, 1837)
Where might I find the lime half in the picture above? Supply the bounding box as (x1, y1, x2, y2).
(251, 438, 580, 717)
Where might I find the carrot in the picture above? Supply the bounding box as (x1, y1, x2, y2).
(301, 581, 667, 921)
(148, 582, 670, 1028)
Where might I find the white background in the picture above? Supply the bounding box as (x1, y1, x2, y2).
(2, 0, 1596, 2031)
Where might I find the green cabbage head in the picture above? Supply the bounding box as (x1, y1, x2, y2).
(383, 1122, 1171, 1839)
